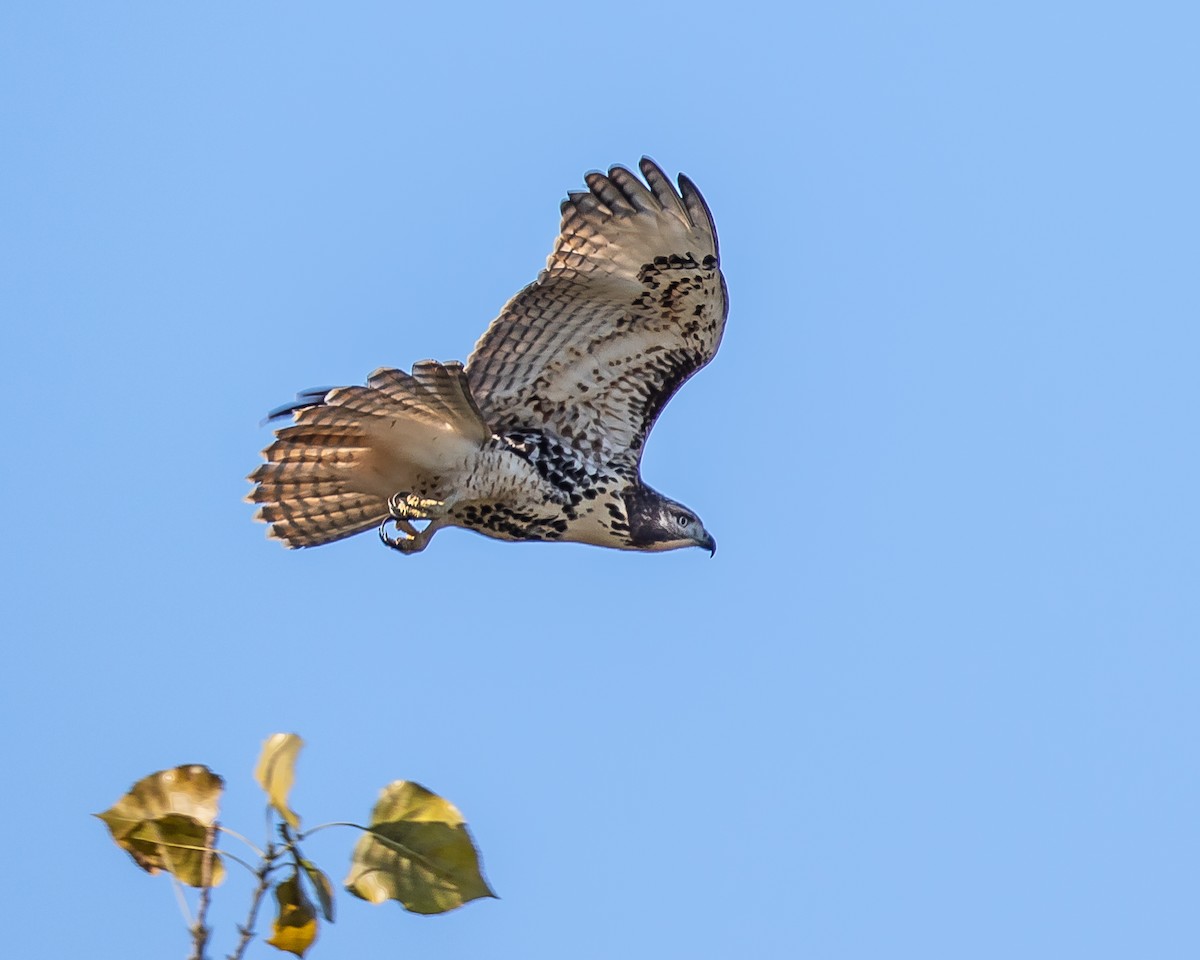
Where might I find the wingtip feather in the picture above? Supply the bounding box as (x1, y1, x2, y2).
(604, 164, 657, 213)
(676, 172, 719, 259)
(638, 157, 688, 221)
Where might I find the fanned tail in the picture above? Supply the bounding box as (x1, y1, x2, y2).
(248, 361, 490, 548)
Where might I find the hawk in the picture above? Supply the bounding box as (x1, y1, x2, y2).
(248, 158, 727, 556)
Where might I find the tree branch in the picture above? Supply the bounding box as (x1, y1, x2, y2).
(188, 822, 218, 960)
(228, 842, 275, 960)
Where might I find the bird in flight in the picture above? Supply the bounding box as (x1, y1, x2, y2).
(248, 158, 727, 556)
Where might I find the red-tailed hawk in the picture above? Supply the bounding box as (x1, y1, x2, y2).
(249, 158, 727, 555)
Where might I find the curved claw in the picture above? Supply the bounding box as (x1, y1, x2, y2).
(378, 518, 421, 554)
(378, 515, 445, 555)
(379, 518, 402, 549)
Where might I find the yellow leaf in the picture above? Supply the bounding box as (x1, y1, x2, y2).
(255, 733, 303, 829)
(344, 781, 496, 915)
(266, 873, 318, 957)
(95, 765, 225, 887)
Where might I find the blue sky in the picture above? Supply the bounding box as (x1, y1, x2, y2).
(3, 2, 1197, 957)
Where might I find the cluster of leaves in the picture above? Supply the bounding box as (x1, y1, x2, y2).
(96, 734, 495, 958)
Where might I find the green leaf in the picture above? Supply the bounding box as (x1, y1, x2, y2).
(344, 781, 496, 915)
(299, 857, 335, 922)
(95, 765, 225, 887)
(255, 733, 304, 829)
(266, 872, 318, 957)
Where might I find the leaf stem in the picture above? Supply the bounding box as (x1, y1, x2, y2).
(216, 824, 265, 859)
(299, 821, 368, 839)
(215, 849, 259, 877)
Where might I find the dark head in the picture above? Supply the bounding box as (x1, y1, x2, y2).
(623, 484, 716, 555)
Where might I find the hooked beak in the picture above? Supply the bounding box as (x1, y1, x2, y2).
(700, 532, 717, 557)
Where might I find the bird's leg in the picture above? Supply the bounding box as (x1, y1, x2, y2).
(377, 492, 450, 555)
(390, 516, 421, 539)
(378, 517, 445, 554)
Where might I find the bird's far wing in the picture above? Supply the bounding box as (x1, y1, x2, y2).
(466, 158, 728, 467)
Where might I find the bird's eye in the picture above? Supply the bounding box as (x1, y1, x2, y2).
(675, 514, 691, 527)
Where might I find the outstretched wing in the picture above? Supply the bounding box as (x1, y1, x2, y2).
(466, 158, 727, 468)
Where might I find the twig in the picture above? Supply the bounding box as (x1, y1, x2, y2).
(217, 824, 266, 859)
(228, 842, 275, 960)
(188, 822, 218, 960)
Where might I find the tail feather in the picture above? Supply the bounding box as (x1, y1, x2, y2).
(271, 423, 372, 445)
(249, 361, 491, 548)
(249, 461, 352, 485)
(260, 493, 386, 547)
(256, 444, 365, 468)
(264, 387, 337, 423)
(246, 477, 355, 503)
(364, 366, 416, 398)
(257, 493, 379, 524)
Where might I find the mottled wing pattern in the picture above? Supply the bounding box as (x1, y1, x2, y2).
(466, 158, 727, 467)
